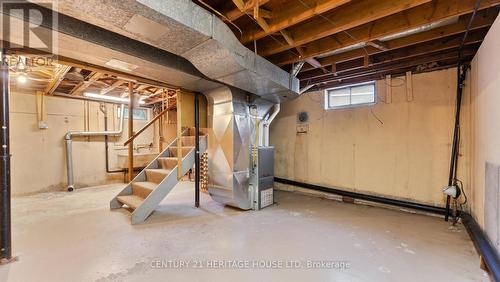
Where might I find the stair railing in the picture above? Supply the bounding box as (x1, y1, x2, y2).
(123, 104, 175, 146)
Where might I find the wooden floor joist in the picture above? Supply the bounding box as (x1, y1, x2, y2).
(269, 1, 500, 65)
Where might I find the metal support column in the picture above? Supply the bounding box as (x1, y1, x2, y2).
(194, 93, 200, 208)
(0, 50, 13, 264)
(128, 82, 134, 182)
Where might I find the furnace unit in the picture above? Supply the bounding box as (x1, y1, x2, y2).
(252, 147, 275, 210)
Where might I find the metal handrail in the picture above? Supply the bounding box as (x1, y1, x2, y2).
(123, 104, 174, 146)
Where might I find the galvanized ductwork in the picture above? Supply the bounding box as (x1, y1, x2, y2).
(51, 0, 297, 207)
(204, 86, 275, 209)
(4, 1, 296, 206)
(55, 0, 300, 102)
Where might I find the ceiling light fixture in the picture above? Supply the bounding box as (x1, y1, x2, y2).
(84, 92, 129, 103)
(84, 92, 147, 106)
(17, 73, 28, 84)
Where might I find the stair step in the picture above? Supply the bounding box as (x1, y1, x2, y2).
(168, 146, 194, 157)
(180, 136, 206, 146)
(117, 195, 144, 210)
(145, 169, 171, 184)
(158, 157, 178, 170)
(132, 182, 157, 198)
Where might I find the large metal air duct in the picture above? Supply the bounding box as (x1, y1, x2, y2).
(55, 0, 300, 103)
(204, 86, 275, 209)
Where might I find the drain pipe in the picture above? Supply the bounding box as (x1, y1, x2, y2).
(102, 104, 126, 174)
(64, 104, 125, 191)
(263, 104, 280, 147)
(0, 50, 13, 264)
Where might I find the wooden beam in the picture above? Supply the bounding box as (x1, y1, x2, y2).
(272, 1, 500, 66)
(176, 90, 183, 180)
(241, 0, 351, 44)
(298, 10, 496, 71)
(366, 40, 389, 51)
(298, 30, 485, 81)
(257, 0, 432, 57)
(257, 8, 272, 19)
(255, 16, 270, 32)
(306, 51, 475, 91)
(123, 104, 175, 146)
(302, 45, 478, 86)
(36, 91, 47, 129)
(128, 82, 134, 182)
(226, 0, 270, 21)
(69, 71, 103, 95)
(44, 65, 70, 95)
(100, 79, 124, 95)
(231, 0, 246, 11)
(279, 29, 295, 46)
(253, 0, 259, 19)
(231, 0, 271, 33)
(279, 30, 327, 72)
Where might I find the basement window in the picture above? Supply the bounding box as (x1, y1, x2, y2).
(325, 81, 376, 109)
(117, 107, 148, 120)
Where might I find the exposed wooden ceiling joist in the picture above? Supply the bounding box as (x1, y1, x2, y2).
(69, 72, 103, 95)
(270, 0, 500, 66)
(299, 10, 497, 72)
(256, 0, 432, 57)
(240, 0, 351, 44)
(301, 43, 480, 85)
(226, 0, 271, 21)
(306, 54, 473, 91)
(44, 65, 71, 95)
(100, 79, 124, 95)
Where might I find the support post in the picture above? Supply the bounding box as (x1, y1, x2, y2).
(0, 50, 13, 264)
(128, 82, 134, 182)
(194, 93, 200, 208)
(176, 90, 182, 180)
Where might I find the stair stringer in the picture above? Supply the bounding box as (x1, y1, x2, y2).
(131, 166, 179, 224)
(131, 136, 208, 224)
(110, 138, 178, 209)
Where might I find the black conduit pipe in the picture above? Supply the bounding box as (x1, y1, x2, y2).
(275, 178, 499, 280)
(194, 93, 200, 208)
(445, 64, 468, 221)
(103, 107, 143, 174)
(445, 0, 481, 222)
(274, 178, 447, 215)
(0, 50, 12, 264)
(462, 213, 500, 282)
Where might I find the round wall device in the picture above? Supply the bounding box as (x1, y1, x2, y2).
(298, 112, 309, 123)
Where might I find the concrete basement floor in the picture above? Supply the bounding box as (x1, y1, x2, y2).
(0, 182, 489, 282)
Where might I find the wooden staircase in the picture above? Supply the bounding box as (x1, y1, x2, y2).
(110, 133, 207, 224)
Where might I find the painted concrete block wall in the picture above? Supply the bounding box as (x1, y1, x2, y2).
(271, 68, 470, 207)
(10, 92, 154, 195)
(469, 14, 500, 254)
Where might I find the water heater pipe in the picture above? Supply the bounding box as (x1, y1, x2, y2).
(263, 104, 280, 147)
